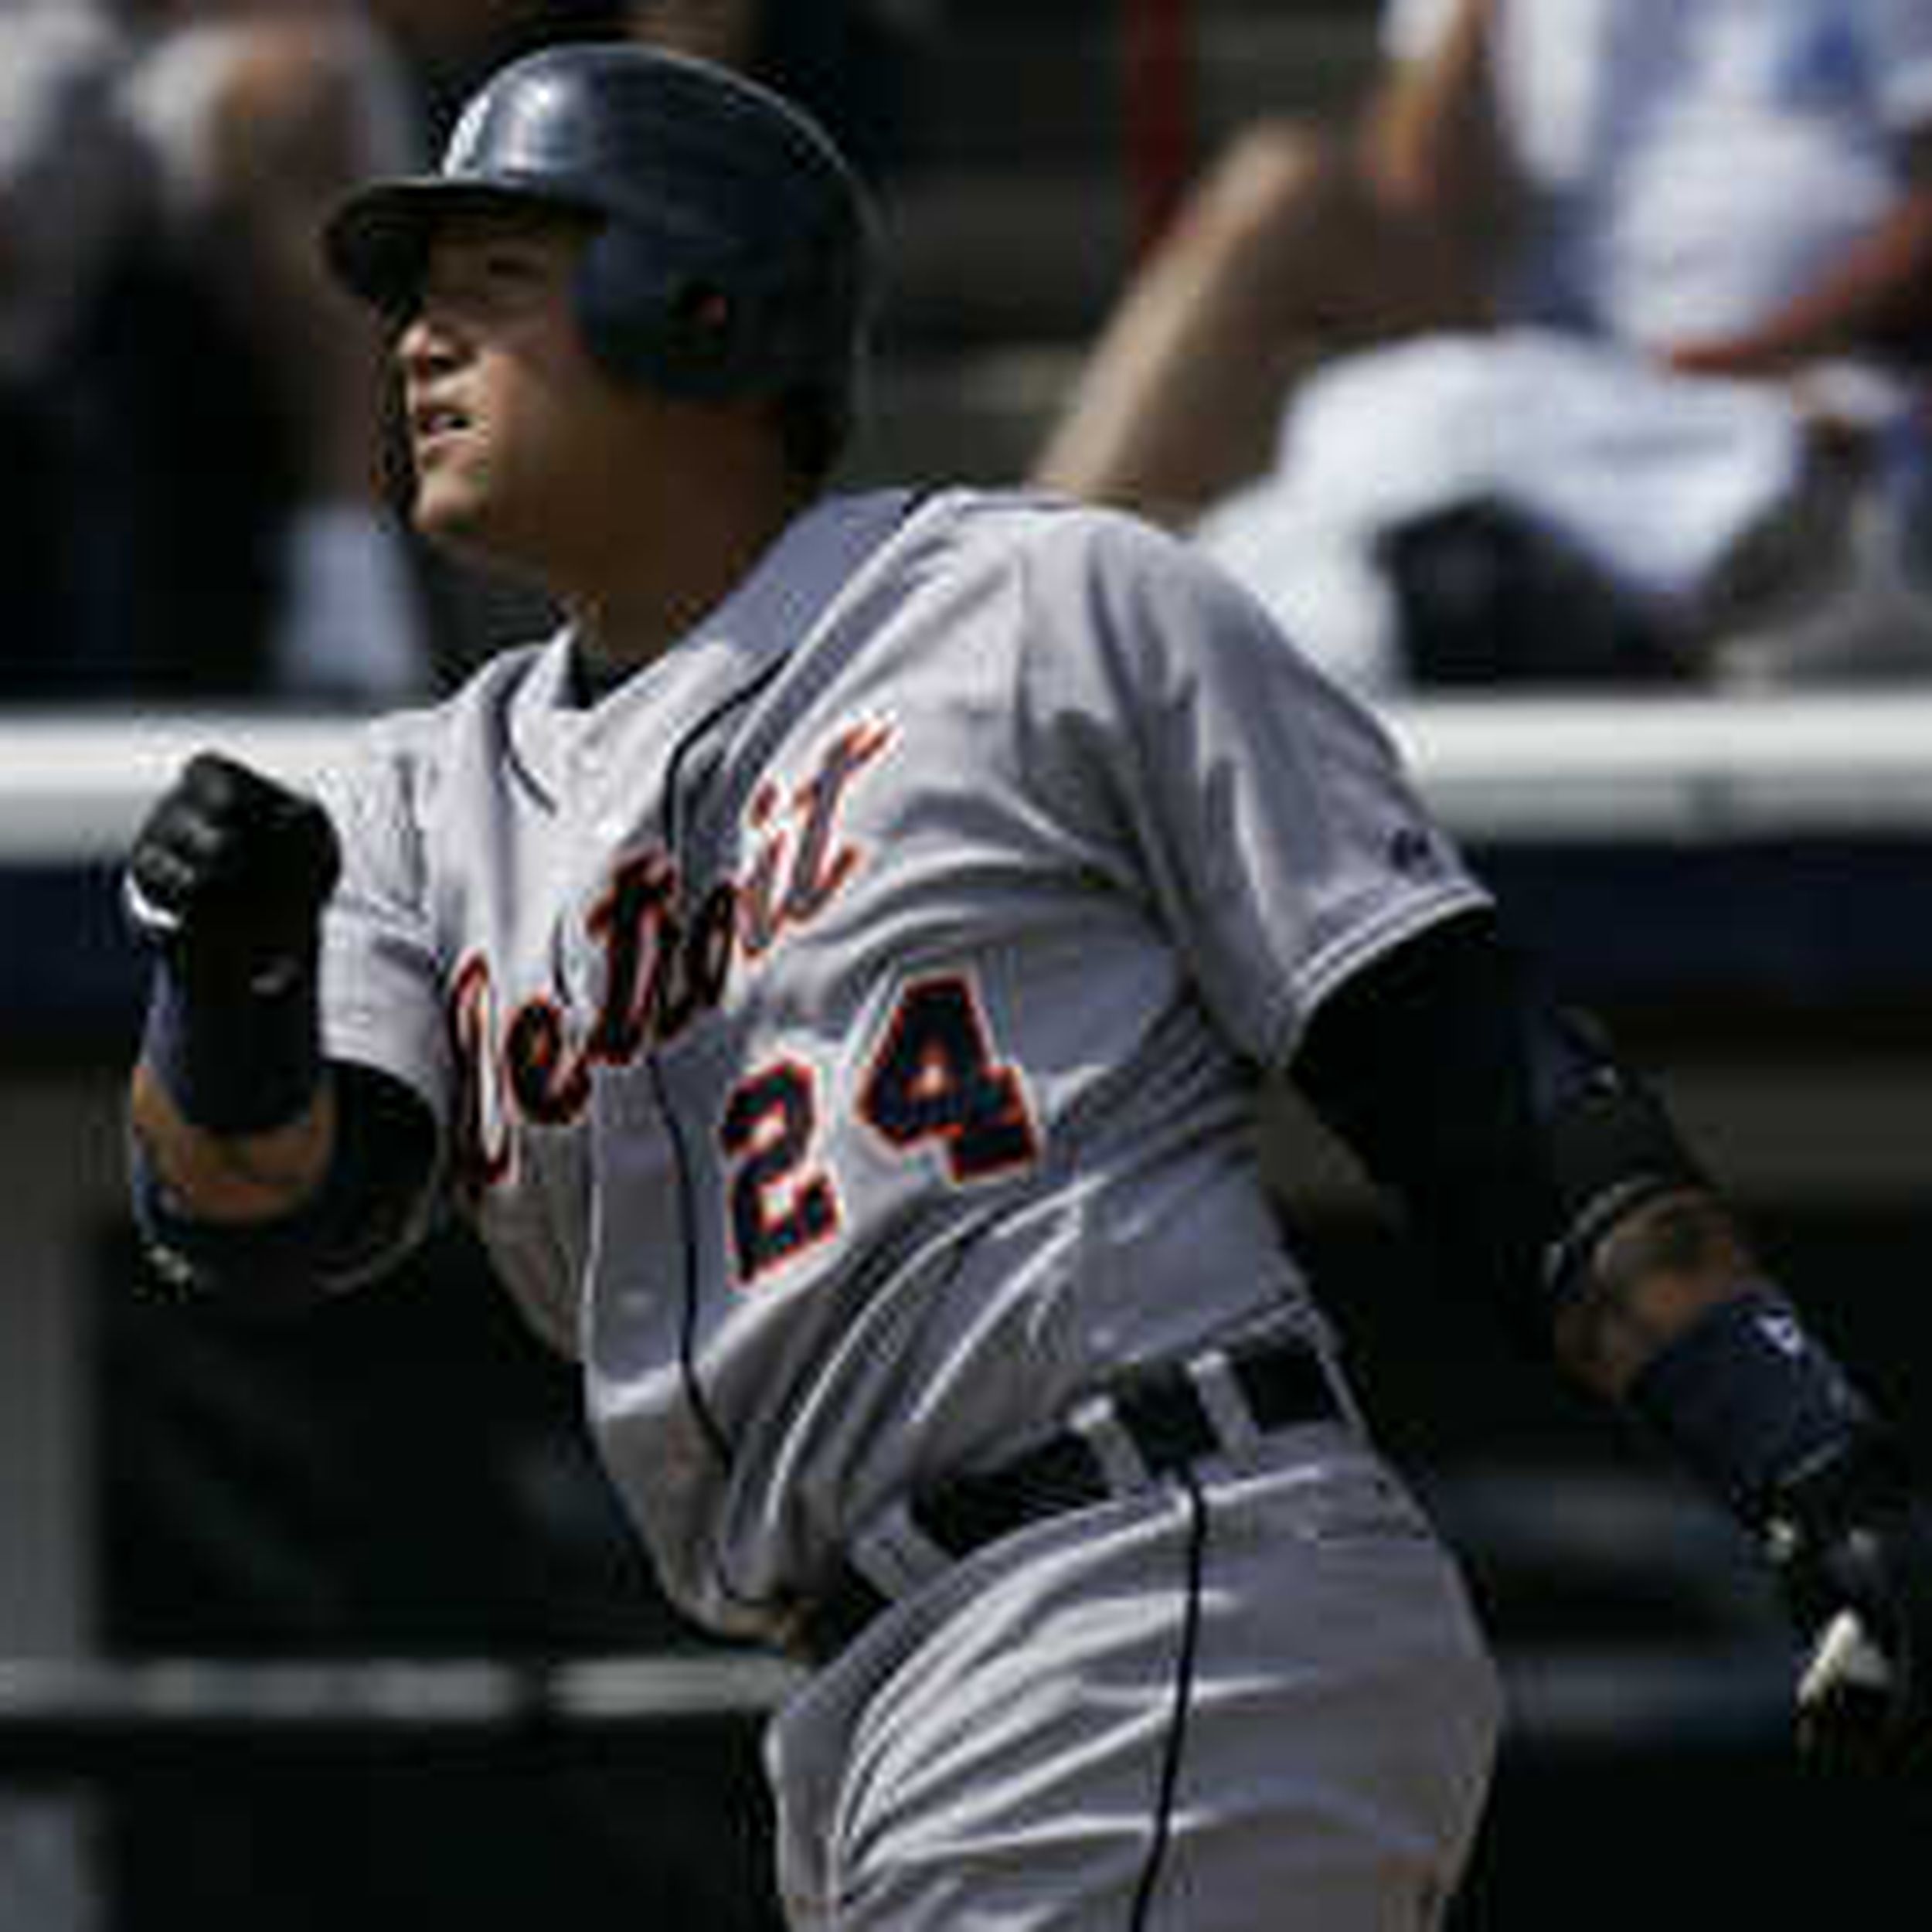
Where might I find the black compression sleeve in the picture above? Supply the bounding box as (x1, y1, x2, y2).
(1291, 910, 1706, 1347)
(1297, 917, 1909, 1556)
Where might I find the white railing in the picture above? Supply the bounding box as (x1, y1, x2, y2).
(4, 691, 1931, 866)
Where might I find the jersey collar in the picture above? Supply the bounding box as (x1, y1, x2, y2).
(505, 488, 918, 808)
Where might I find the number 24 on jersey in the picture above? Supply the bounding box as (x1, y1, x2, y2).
(718, 973, 1041, 1284)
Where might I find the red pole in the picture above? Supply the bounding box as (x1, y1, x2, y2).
(1124, 0, 1196, 260)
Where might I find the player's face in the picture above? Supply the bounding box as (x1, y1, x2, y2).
(394, 209, 654, 582)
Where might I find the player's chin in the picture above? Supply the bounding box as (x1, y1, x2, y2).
(410, 472, 503, 553)
(410, 483, 552, 587)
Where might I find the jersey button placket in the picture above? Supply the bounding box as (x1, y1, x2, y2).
(573, 735, 628, 845)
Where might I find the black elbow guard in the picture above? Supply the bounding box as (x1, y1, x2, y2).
(1294, 913, 1707, 1343)
(1529, 1000, 1713, 1301)
(131, 1063, 439, 1316)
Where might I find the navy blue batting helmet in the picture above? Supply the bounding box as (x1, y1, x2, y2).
(322, 43, 873, 430)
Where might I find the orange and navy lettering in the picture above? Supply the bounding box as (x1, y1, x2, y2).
(447, 716, 895, 1196)
(444, 712, 1044, 1285)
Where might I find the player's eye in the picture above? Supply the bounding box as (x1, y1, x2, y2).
(420, 226, 580, 321)
(478, 248, 548, 284)
(441, 252, 545, 311)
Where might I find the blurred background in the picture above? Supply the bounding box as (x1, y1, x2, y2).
(3, 0, 1932, 1925)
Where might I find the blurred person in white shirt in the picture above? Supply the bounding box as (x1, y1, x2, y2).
(1036, 0, 1932, 690)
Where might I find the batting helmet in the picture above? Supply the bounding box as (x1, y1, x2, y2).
(321, 43, 873, 426)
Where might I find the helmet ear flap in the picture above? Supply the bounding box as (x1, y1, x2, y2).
(573, 223, 760, 398)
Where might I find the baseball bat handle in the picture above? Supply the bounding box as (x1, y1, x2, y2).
(1798, 1607, 1894, 1709)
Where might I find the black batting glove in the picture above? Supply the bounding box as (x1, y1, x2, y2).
(126, 753, 341, 993)
(126, 755, 342, 1136)
(1767, 1430, 1932, 1778)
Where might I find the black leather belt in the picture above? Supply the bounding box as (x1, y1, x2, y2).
(786, 1334, 1343, 1668)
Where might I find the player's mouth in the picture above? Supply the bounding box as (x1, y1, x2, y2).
(410, 396, 474, 456)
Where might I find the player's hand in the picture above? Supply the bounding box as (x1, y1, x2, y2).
(125, 753, 341, 992)
(1767, 1430, 1932, 1777)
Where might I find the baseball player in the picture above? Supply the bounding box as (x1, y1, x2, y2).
(124, 42, 1932, 1932)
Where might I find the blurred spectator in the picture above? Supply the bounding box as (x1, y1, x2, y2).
(0, 0, 926, 703)
(124, 0, 434, 702)
(0, 4, 270, 699)
(628, 0, 929, 185)
(354, 0, 630, 138)
(0, 0, 433, 703)
(625, 0, 757, 68)
(352, 0, 926, 181)
(1035, 0, 1932, 691)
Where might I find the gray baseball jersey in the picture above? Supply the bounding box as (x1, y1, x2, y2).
(314, 486, 1490, 1645)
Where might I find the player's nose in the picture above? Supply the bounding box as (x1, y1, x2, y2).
(393, 306, 466, 383)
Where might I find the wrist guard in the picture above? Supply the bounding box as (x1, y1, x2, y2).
(1631, 1290, 1932, 1774)
(1628, 1287, 1875, 1529)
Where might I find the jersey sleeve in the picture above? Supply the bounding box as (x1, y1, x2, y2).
(1015, 509, 1490, 1073)
(311, 719, 451, 1125)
